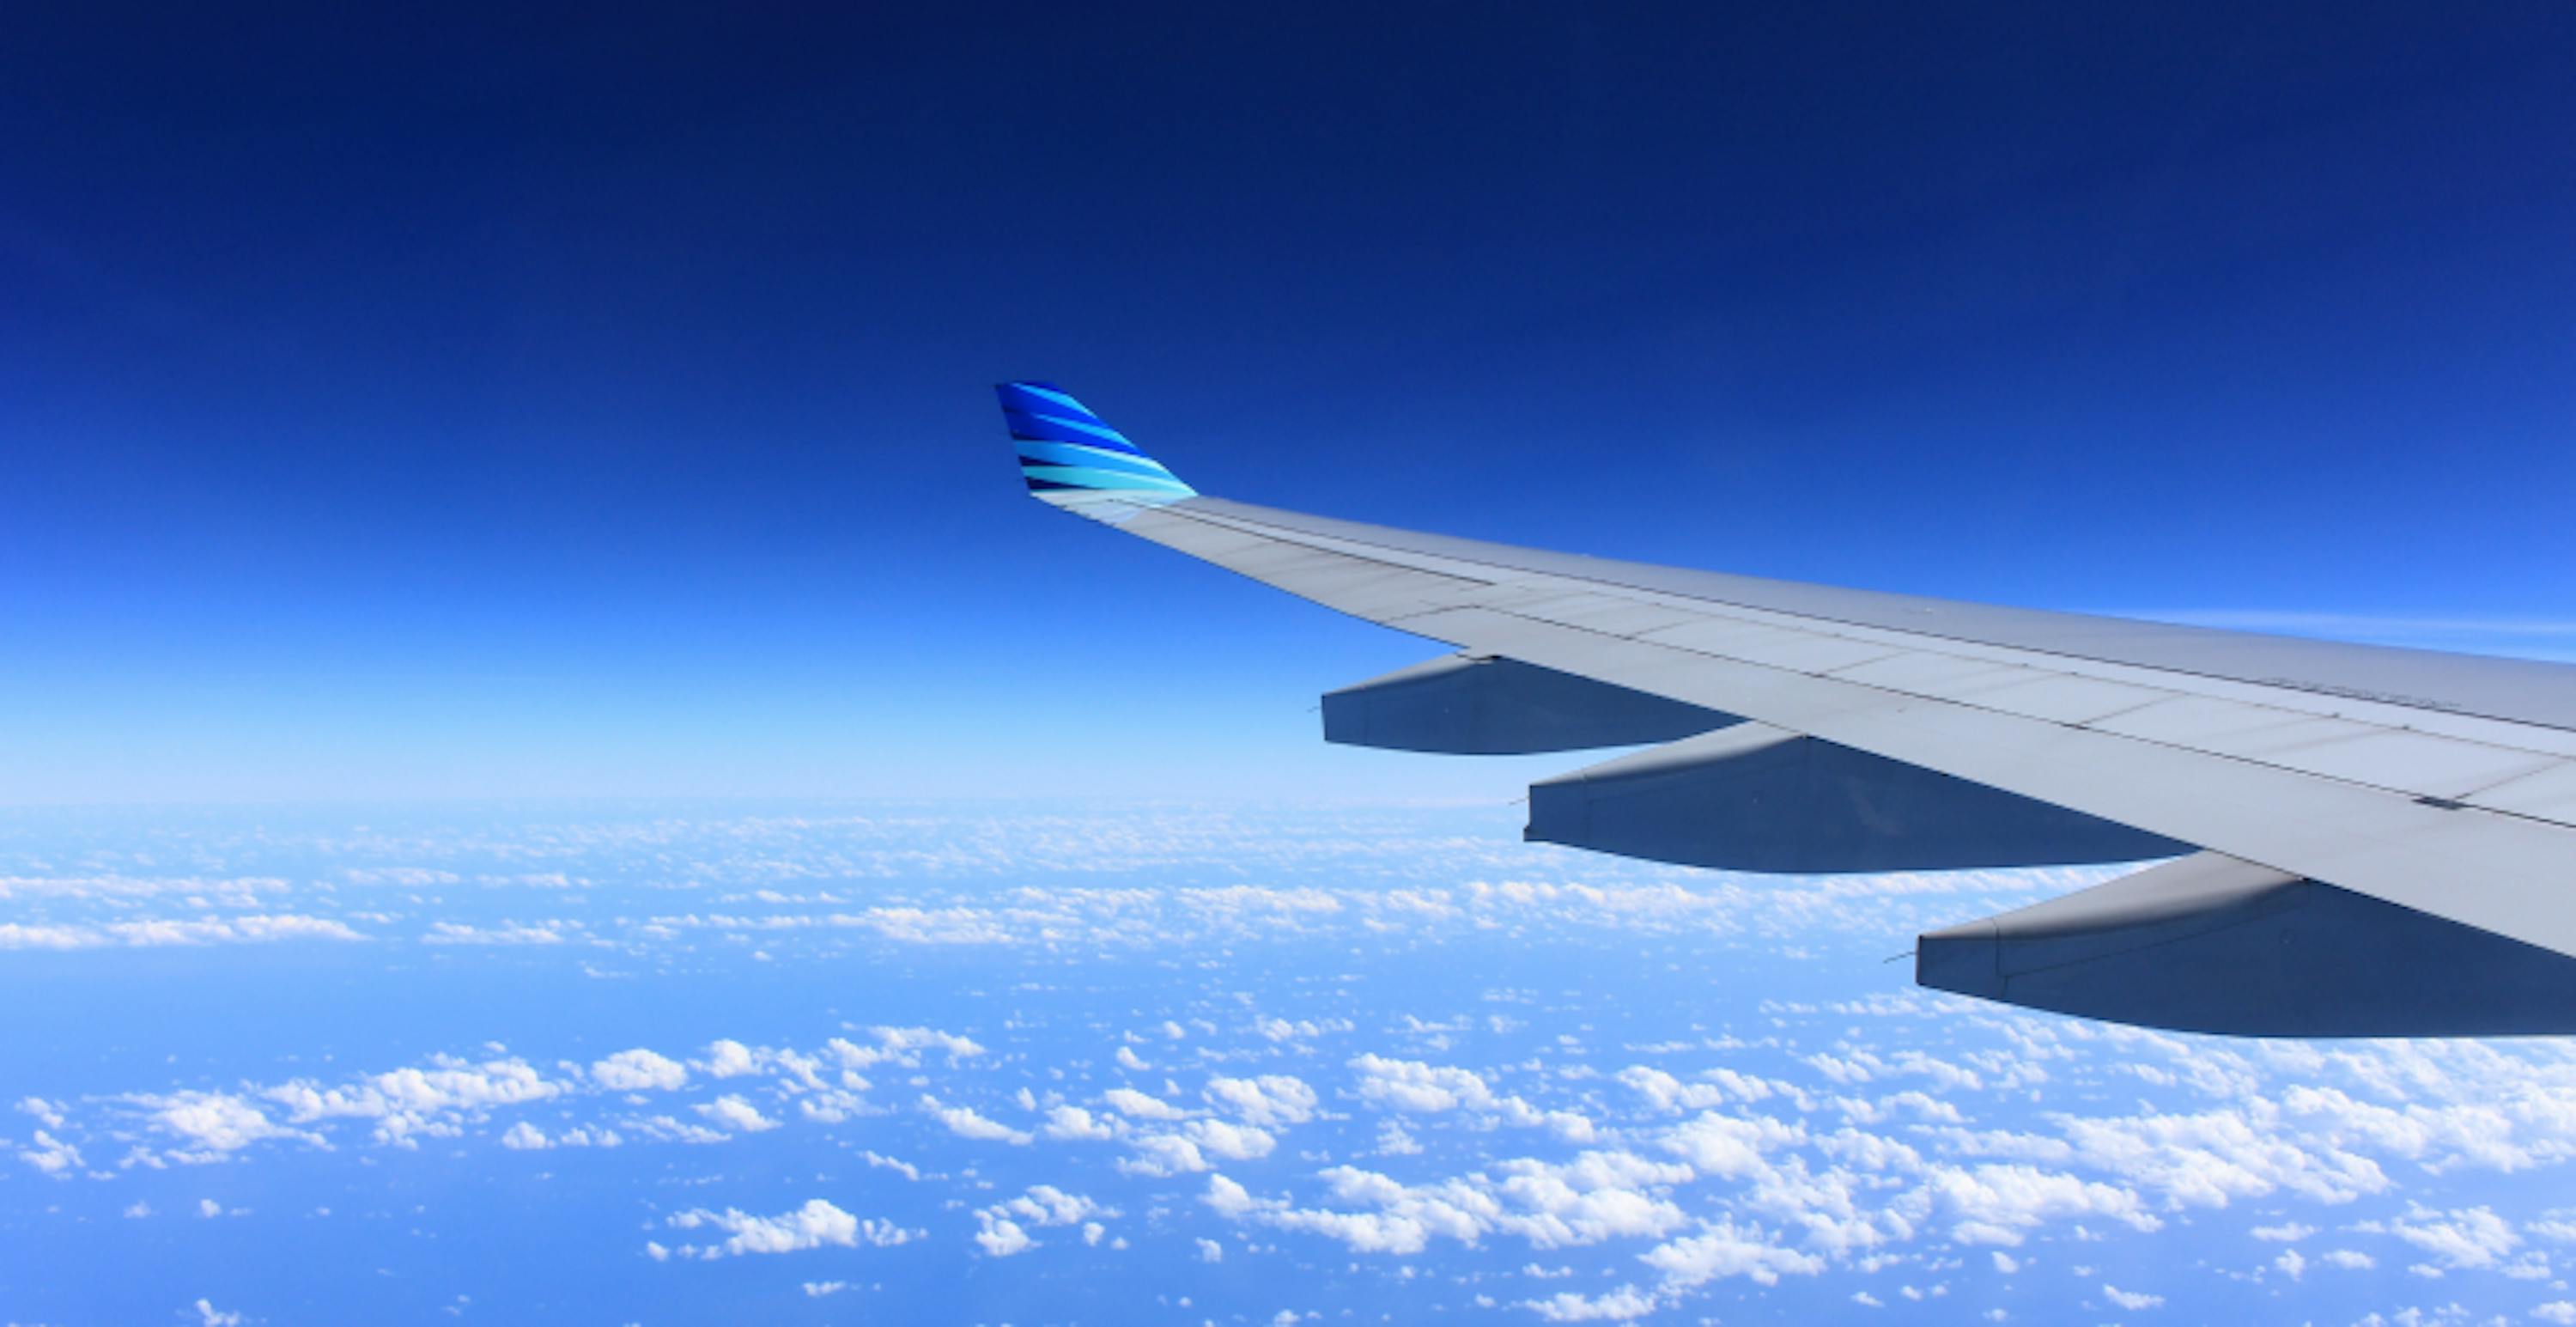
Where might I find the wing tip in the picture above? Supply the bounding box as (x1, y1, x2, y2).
(994, 380, 1196, 503)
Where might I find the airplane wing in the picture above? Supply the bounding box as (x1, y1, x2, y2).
(995, 380, 2576, 1037)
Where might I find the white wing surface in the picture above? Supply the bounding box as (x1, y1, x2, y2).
(996, 382, 2576, 1036)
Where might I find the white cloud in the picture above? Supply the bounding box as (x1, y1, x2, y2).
(1042, 1105, 1115, 1141)
(1523, 1287, 1662, 1321)
(193, 1300, 245, 1327)
(2360, 1203, 2522, 1271)
(1118, 1132, 1211, 1178)
(1351, 1054, 1496, 1113)
(1206, 1075, 1320, 1127)
(422, 921, 566, 945)
(1638, 1218, 1826, 1290)
(1205, 1152, 1697, 1259)
(922, 1096, 1031, 1145)
(860, 1149, 920, 1180)
(19, 1129, 82, 1176)
(665, 1198, 915, 1257)
(1184, 1118, 1277, 1163)
(1923, 1164, 2161, 1247)
(975, 1186, 1109, 1257)
(703, 1040, 763, 1078)
(829, 1027, 986, 1070)
(2102, 1285, 2164, 1311)
(975, 1216, 1033, 1257)
(591, 1049, 689, 1093)
(697, 1095, 781, 1133)
(1103, 1087, 1187, 1121)
(0, 915, 363, 950)
(137, 1091, 322, 1158)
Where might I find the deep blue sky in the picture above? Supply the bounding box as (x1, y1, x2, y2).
(3, 2, 2570, 804)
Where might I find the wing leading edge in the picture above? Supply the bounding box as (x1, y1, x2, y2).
(993, 382, 2576, 1037)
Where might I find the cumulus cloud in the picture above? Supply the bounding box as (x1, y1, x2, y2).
(922, 1096, 1031, 1145)
(592, 1050, 689, 1093)
(1206, 1075, 1320, 1127)
(2360, 1204, 2523, 1271)
(664, 1198, 916, 1258)
(1523, 1286, 1662, 1321)
(702, 1041, 763, 1078)
(422, 921, 566, 945)
(1103, 1087, 1187, 1121)
(135, 1091, 323, 1159)
(0, 915, 363, 950)
(1206, 1151, 1695, 1258)
(829, 1027, 986, 1070)
(975, 1186, 1109, 1257)
(1638, 1218, 1826, 1290)
(696, 1095, 781, 1133)
(1042, 1105, 1115, 1141)
(2101, 1285, 2164, 1311)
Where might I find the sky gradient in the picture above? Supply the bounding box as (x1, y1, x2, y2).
(3, 2, 2571, 804)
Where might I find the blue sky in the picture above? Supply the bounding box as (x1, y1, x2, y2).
(3, 2, 2573, 804)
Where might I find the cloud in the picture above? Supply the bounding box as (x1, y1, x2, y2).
(696, 1095, 781, 1133)
(193, 1300, 245, 1327)
(1351, 1054, 1496, 1112)
(1522, 1287, 1662, 1321)
(703, 1040, 763, 1078)
(422, 921, 567, 945)
(860, 1149, 920, 1180)
(1183, 1118, 1276, 1163)
(1206, 1075, 1320, 1126)
(922, 1096, 1031, 1145)
(1206, 1152, 1696, 1258)
(136, 1091, 323, 1159)
(1923, 1164, 2161, 1247)
(2101, 1285, 2164, 1311)
(1638, 1218, 1826, 1290)
(592, 1050, 689, 1093)
(1103, 1087, 1187, 1121)
(829, 1027, 986, 1070)
(0, 915, 363, 950)
(2360, 1204, 2523, 1271)
(18, 1130, 82, 1176)
(664, 1198, 916, 1258)
(975, 1186, 1110, 1257)
(1042, 1105, 1115, 1141)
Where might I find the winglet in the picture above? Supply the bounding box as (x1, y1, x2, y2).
(995, 381, 1196, 505)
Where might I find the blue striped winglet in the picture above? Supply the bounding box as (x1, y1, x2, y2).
(995, 381, 1195, 503)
